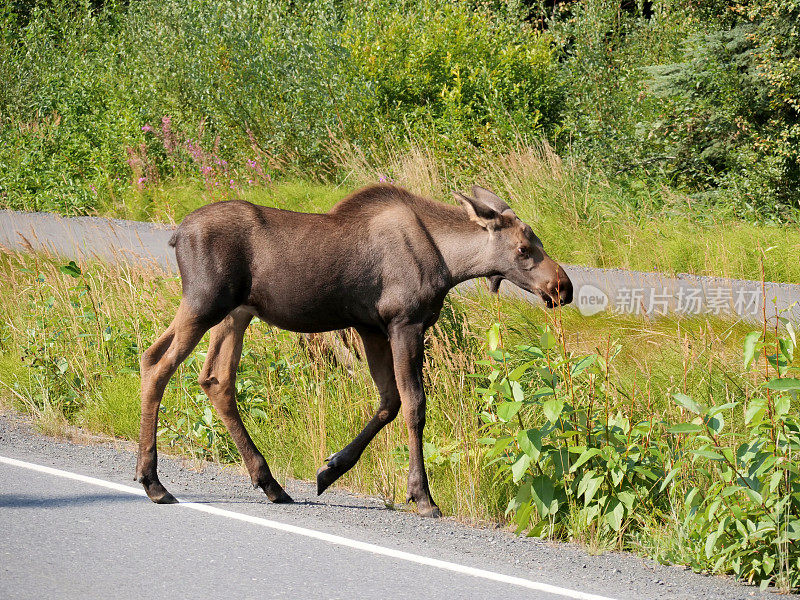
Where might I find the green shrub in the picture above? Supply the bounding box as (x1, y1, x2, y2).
(478, 319, 800, 589)
(479, 323, 673, 539)
(343, 0, 562, 154)
(0, 2, 137, 213)
(647, 17, 800, 217)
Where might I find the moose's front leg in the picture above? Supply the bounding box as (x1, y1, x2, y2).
(390, 322, 441, 518)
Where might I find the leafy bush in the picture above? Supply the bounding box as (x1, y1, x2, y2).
(0, 0, 564, 213)
(671, 324, 800, 589)
(477, 320, 800, 589)
(343, 0, 562, 153)
(479, 323, 673, 539)
(647, 16, 800, 217)
(0, 3, 140, 213)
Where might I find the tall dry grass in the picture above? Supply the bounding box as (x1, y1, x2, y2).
(332, 139, 800, 284)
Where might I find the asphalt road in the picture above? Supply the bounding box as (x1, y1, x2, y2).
(2, 208, 800, 321)
(0, 413, 778, 600)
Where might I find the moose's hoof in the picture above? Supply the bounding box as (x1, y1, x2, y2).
(256, 479, 294, 504)
(269, 489, 294, 504)
(408, 493, 442, 518)
(140, 478, 179, 504)
(316, 453, 344, 496)
(316, 465, 336, 496)
(417, 504, 442, 518)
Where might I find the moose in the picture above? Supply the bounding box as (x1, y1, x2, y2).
(137, 184, 572, 517)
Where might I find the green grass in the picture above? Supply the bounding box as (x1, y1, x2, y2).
(77, 375, 143, 441)
(0, 251, 771, 492)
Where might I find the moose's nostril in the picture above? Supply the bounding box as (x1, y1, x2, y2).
(552, 276, 573, 306)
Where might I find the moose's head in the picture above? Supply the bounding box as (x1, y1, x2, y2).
(453, 186, 572, 308)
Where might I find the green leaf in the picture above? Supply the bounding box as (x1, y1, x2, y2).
(673, 393, 704, 415)
(775, 394, 790, 417)
(570, 448, 601, 472)
(250, 407, 268, 420)
(764, 377, 800, 391)
(539, 331, 556, 350)
(511, 453, 532, 483)
(508, 361, 533, 382)
(659, 467, 680, 493)
(530, 475, 557, 518)
(787, 321, 797, 350)
(745, 399, 765, 425)
(604, 497, 625, 531)
(570, 355, 596, 376)
(59, 261, 82, 278)
(512, 481, 532, 512)
(667, 423, 702, 434)
(611, 466, 625, 487)
(705, 530, 719, 559)
(768, 470, 783, 494)
(582, 475, 603, 505)
(489, 436, 513, 458)
(722, 484, 743, 497)
(526, 518, 549, 538)
(743, 331, 761, 370)
(763, 553, 775, 576)
(787, 520, 800, 541)
(510, 380, 525, 403)
(707, 402, 737, 416)
(497, 401, 522, 422)
(742, 488, 763, 504)
(514, 503, 536, 535)
(692, 448, 724, 460)
(542, 399, 564, 423)
(779, 338, 794, 364)
(517, 429, 542, 461)
(704, 411, 724, 434)
(487, 323, 500, 352)
(617, 490, 636, 511)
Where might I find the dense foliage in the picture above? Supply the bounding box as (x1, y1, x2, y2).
(480, 320, 800, 589)
(0, 0, 799, 217)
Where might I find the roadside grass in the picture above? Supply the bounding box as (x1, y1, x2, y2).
(0, 250, 770, 503)
(95, 144, 800, 284)
(0, 250, 795, 589)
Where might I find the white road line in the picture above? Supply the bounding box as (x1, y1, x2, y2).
(0, 454, 620, 600)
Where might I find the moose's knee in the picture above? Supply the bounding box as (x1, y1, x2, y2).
(199, 374, 236, 405)
(377, 403, 400, 424)
(198, 374, 219, 392)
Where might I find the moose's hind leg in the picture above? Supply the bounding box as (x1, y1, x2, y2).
(199, 308, 293, 504)
(137, 302, 209, 504)
(316, 328, 401, 496)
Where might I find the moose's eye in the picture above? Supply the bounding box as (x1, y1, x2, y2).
(517, 246, 529, 258)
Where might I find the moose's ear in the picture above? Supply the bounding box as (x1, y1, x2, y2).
(452, 190, 502, 230)
(471, 186, 514, 216)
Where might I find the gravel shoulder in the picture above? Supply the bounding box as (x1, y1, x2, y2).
(0, 410, 782, 600)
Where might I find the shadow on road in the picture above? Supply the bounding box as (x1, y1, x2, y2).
(0, 492, 141, 509)
(184, 497, 391, 512)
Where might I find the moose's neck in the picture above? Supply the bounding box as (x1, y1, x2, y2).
(426, 211, 496, 287)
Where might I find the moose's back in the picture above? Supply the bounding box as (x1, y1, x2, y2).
(168, 190, 450, 333)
